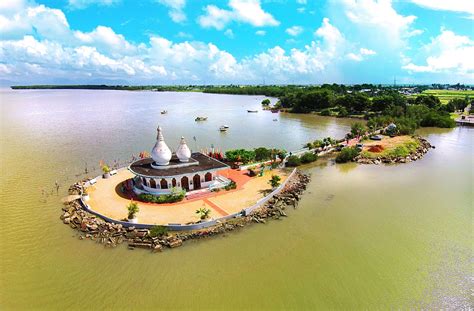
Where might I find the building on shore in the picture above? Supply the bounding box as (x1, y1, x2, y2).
(128, 126, 230, 195)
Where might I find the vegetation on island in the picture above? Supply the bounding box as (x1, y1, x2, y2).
(196, 207, 211, 220)
(126, 200, 139, 219)
(225, 147, 286, 164)
(335, 147, 361, 163)
(138, 188, 185, 204)
(149, 225, 168, 237)
(285, 152, 318, 167)
(269, 175, 281, 188)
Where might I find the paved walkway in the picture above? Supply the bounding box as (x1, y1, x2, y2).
(86, 168, 288, 225)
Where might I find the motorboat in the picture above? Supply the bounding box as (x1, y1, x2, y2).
(161, 110, 168, 114)
(247, 110, 258, 113)
(195, 116, 208, 121)
(219, 126, 228, 132)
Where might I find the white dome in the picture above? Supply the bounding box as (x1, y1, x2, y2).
(176, 136, 191, 162)
(151, 126, 172, 166)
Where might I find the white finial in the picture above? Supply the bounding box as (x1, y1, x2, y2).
(176, 136, 191, 162)
(151, 125, 172, 165)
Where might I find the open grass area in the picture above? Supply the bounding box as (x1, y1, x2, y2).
(360, 136, 420, 159)
(421, 89, 474, 104)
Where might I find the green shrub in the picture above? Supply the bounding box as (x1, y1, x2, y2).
(335, 147, 360, 163)
(138, 188, 185, 204)
(286, 155, 301, 167)
(224, 180, 237, 191)
(149, 225, 168, 237)
(320, 108, 331, 116)
(269, 175, 281, 188)
(126, 200, 139, 219)
(196, 208, 211, 220)
(300, 152, 318, 164)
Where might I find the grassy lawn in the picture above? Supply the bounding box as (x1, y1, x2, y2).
(421, 89, 474, 104)
(360, 136, 420, 159)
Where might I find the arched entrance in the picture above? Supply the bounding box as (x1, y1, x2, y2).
(205, 172, 212, 182)
(172, 178, 177, 188)
(149, 178, 157, 189)
(160, 178, 168, 189)
(181, 176, 189, 191)
(193, 174, 201, 190)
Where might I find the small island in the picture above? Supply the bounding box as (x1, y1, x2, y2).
(61, 125, 310, 252)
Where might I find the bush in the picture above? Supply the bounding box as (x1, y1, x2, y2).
(269, 175, 281, 188)
(335, 147, 360, 163)
(224, 180, 237, 191)
(138, 189, 185, 204)
(254, 147, 271, 161)
(149, 225, 168, 237)
(261, 98, 271, 106)
(300, 152, 318, 164)
(338, 106, 349, 117)
(320, 108, 331, 116)
(285, 155, 301, 167)
(225, 149, 256, 164)
(126, 200, 139, 219)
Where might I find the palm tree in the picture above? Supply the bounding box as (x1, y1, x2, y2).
(269, 175, 281, 188)
(127, 200, 139, 219)
(195, 207, 211, 220)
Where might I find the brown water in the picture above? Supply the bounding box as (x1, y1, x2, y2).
(0, 89, 472, 310)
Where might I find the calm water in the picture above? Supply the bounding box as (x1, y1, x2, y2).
(0, 90, 472, 309)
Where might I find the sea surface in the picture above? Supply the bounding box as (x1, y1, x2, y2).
(0, 89, 472, 309)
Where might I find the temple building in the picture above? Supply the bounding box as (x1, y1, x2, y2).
(128, 126, 230, 195)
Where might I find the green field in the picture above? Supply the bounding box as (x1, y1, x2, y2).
(421, 89, 474, 104)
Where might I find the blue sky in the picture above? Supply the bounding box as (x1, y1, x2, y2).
(0, 0, 473, 85)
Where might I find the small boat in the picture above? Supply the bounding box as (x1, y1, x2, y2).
(219, 126, 228, 132)
(247, 110, 258, 113)
(161, 110, 168, 114)
(222, 125, 229, 128)
(195, 116, 208, 121)
(271, 109, 279, 113)
(273, 119, 278, 121)
(370, 135, 383, 141)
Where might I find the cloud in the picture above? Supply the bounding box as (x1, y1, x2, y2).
(224, 29, 234, 38)
(157, 0, 187, 23)
(402, 29, 474, 75)
(410, 0, 474, 16)
(346, 47, 376, 61)
(286, 26, 303, 36)
(255, 30, 266, 36)
(198, 0, 279, 30)
(0, 4, 351, 84)
(68, 0, 120, 10)
(341, 0, 419, 46)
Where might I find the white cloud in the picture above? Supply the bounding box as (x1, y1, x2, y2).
(410, 0, 474, 16)
(198, 0, 279, 30)
(297, 7, 305, 13)
(342, 0, 419, 45)
(286, 26, 303, 36)
(346, 47, 376, 61)
(255, 30, 266, 36)
(224, 29, 234, 38)
(403, 30, 474, 75)
(296, 0, 307, 4)
(157, 0, 187, 23)
(68, 0, 120, 10)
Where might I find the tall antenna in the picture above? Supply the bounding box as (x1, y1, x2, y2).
(393, 76, 397, 87)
